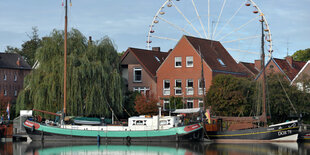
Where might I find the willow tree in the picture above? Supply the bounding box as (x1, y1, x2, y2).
(16, 29, 123, 117)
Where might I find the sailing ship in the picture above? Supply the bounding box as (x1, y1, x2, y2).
(23, 0, 202, 142)
(204, 16, 300, 142)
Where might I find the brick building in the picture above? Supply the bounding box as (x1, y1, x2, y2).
(255, 56, 306, 82)
(0, 53, 31, 106)
(290, 60, 310, 92)
(120, 47, 168, 95)
(156, 35, 247, 110)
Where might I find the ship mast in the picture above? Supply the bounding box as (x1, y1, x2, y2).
(261, 15, 267, 125)
(63, 0, 68, 115)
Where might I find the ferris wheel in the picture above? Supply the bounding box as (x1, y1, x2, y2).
(146, 0, 273, 62)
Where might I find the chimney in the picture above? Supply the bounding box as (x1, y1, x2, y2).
(255, 60, 261, 71)
(16, 58, 21, 67)
(152, 47, 160, 52)
(88, 36, 92, 45)
(285, 56, 293, 67)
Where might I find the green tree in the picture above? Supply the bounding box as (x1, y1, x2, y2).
(16, 29, 123, 118)
(5, 27, 41, 66)
(266, 74, 310, 123)
(206, 74, 254, 116)
(169, 96, 184, 109)
(292, 48, 310, 61)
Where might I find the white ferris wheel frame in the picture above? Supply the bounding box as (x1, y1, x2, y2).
(147, 0, 273, 58)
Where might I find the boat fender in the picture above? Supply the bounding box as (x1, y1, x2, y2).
(126, 136, 131, 143)
(31, 126, 35, 132)
(192, 131, 200, 140)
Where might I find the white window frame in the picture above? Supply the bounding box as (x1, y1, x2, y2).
(14, 90, 18, 96)
(14, 75, 17, 81)
(186, 79, 194, 95)
(198, 79, 205, 95)
(186, 56, 193, 67)
(174, 80, 182, 95)
(133, 87, 150, 94)
(163, 80, 170, 95)
(133, 68, 142, 82)
(4, 90, 7, 96)
(4, 74, 7, 81)
(163, 99, 170, 111)
(198, 99, 204, 108)
(175, 57, 182, 68)
(187, 99, 194, 109)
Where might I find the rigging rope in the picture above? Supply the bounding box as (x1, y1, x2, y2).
(276, 74, 298, 114)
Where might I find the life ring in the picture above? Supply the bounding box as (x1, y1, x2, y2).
(126, 136, 131, 143)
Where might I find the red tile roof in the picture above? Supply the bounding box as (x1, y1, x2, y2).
(121, 47, 168, 77)
(238, 61, 259, 76)
(184, 35, 246, 75)
(273, 58, 306, 81)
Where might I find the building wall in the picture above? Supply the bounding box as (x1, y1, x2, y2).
(157, 37, 213, 109)
(127, 64, 157, 96)
(0, 68, 30, 101)
(256, 59, 290, 81)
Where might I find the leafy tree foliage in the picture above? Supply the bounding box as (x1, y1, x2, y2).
(169, 96, 184, 109)
(266, 74, 310, 123)
(16, 29, 123, 117)
(292, 48, 310, 61)
(206, 74, 255, 116)
(5, 27, 41, 67)
(134, 93, 158, 115)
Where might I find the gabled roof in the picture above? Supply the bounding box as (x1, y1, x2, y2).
(291, 60, 310, 84)
(121, 47, 168, 77)
(255, 57, 307, 81)
(0, 53, 31, 70)
(184, 35, 246, 75)
(238, 61, 259, 76)
(273, 58, 306, 81)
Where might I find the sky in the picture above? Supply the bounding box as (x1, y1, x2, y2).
(0, 0, 309, 63)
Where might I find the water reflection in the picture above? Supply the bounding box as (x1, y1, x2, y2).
(2, 142, 310, 155)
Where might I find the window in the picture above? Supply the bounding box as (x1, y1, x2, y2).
(187, 99, 194, 108)
(163, 99, 170, 111)
(217, 58, 226, 67)
(154, 56, 161, 62)
(4, 90, 7, 96)
(133, 87, 150, 95)
(163, 80, 170, 95)
(4, 74, 7, 81)
(14, 75, 17, 81)
(198, 79, 205, 95)
(175, 57, 182, 67)
(175, 80, 182, 95)
(199, 99, 204, 108)
(133, 68, 142, 82)
(186, 56, 193, 67)
(14, 90, 18, 97)
(136, 120, 144, 125)
(186, 79, 194, 95)
(160, 120, 168, 125)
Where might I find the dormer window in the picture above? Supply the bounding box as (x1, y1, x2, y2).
(175, 57, 182, 68)
(217, 58, 226, 67)
(154, 56, 161, 63)
(133, 68, 142, 82)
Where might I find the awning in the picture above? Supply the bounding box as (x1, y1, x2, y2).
(172, 108, 202, 114)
